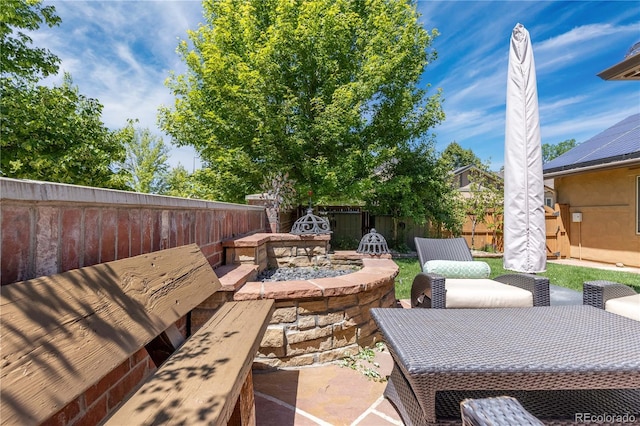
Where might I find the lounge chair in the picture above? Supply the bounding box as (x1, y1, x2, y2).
(411, 237, 550, 308)
(583, 280, 639, 321)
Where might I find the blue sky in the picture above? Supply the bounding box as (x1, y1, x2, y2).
(36, 1, 639, 170)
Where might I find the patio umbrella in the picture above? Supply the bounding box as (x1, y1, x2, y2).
(503, 23, 546, 273)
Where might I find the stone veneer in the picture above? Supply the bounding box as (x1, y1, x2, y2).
(214, 233, 399, 368)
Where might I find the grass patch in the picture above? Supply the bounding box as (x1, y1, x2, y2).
(394, 258, 423, 301)
(394, 256, 640, 300)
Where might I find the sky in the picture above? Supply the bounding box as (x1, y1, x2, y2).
(34, 0, 640, 171)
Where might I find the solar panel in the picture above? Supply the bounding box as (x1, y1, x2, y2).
(543, 113, 640, 174)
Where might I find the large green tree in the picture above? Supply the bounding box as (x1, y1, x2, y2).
(1, 75, 125, 187)
(439, 141, 486, 170)
(1, 1, 124, 188)
(160, 0, 443, 203)
(112, 121, 170, 193)
(364, 142, 463, 242)
(0, 0, 60, 83)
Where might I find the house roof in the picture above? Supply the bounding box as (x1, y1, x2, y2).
(543, 113, 640, 177)
(597, 42, 640, 81)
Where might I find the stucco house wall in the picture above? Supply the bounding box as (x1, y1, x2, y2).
(554, 166, 640, 267)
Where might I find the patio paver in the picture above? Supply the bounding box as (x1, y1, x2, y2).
(254, 348, 402, 425)
(253, 286, 584, 425)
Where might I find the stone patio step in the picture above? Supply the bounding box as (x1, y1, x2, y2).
(215, 263, 259, 291)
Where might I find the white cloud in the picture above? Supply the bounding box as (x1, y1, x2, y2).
(33, 0, 204, 169)
(536, 23, 635, 52)
(22, 0, 640, 173)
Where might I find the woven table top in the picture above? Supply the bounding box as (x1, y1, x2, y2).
(371, 305, 640, 376)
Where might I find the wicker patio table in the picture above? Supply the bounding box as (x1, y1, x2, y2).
(371, 306, 640, 425)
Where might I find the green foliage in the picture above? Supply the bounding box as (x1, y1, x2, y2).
(330, 235, 360, 251)
(163, 165, 194, 197)
(1, 75, 125, 188)
(439, 141, 486, 170)
(0, 0, 61, 83)
(160, 0, 443, 203)
(112, 121, 170, 194)
(340, 342, 387, 382)
(364, 143, 462, 239)
(388, 239, 411, 253)
(1, 1, 124, 189)
(542, 138, 577, 164)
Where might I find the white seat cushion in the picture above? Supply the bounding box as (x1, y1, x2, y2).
(605, 294, 640, 321)
(442, 278, 533, 308)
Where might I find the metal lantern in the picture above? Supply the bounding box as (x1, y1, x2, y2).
(290, 208, 332, 235)
(356, 229, 390, 255)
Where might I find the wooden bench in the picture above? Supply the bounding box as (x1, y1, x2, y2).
(1, 243, 274, 426)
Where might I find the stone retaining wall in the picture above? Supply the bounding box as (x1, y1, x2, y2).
(242, 258, 398, 368)
(218, 234, 399, 368)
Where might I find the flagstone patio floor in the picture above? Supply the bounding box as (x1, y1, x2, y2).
(254, 344, 402, 426)
(253, 288, 583, 425)
(252, 257, 638, 425)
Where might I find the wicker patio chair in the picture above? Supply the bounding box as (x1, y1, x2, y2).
(460, 396, 543, 426)
(583, 280, 639, 321)
(411, 237, 550, 308)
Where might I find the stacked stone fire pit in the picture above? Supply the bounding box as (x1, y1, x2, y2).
(217, 233, 398, 369)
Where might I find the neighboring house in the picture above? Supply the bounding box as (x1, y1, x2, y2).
(543, 113, 640, 268)
(452, 165, 502, 199)
(451, 165, 555, 251)
(543, 179, 556, 208)
(597, 41, 640, 81)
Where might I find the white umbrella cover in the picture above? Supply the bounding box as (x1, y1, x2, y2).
(503, 23, 546, 273)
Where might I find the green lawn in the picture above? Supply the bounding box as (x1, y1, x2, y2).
(393, 257, 640, 301)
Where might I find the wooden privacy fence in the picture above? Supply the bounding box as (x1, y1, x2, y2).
(545, 203, 570, 259)
(282, 203, 571, 259)
(430, 204, 571, 260)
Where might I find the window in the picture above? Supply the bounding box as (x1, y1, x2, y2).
(545, 197, 553, 208)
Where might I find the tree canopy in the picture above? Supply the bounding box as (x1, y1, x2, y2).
(542, 138, 577, 163)
(160, 0, 443, 204)
(439, 141, 486, 170)
(1, 1, 125, 188)
(365, 142, 463, 240)
(1, 74, 125, 188)
(0, 0, 61, 83)
(112, 121, 170, 193)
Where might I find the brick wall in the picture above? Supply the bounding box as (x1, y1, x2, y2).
(1, 178, 268, 425)
(1, 178, 267, 285)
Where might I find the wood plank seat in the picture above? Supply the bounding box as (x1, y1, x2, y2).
(105, 300, 273, 425)
(0, 243, 274, 426)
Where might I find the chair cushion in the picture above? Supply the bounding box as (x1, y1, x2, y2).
(605, 294, 640, 321)
(423, 260, 491, 279)
(444, 279, 533, 308)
